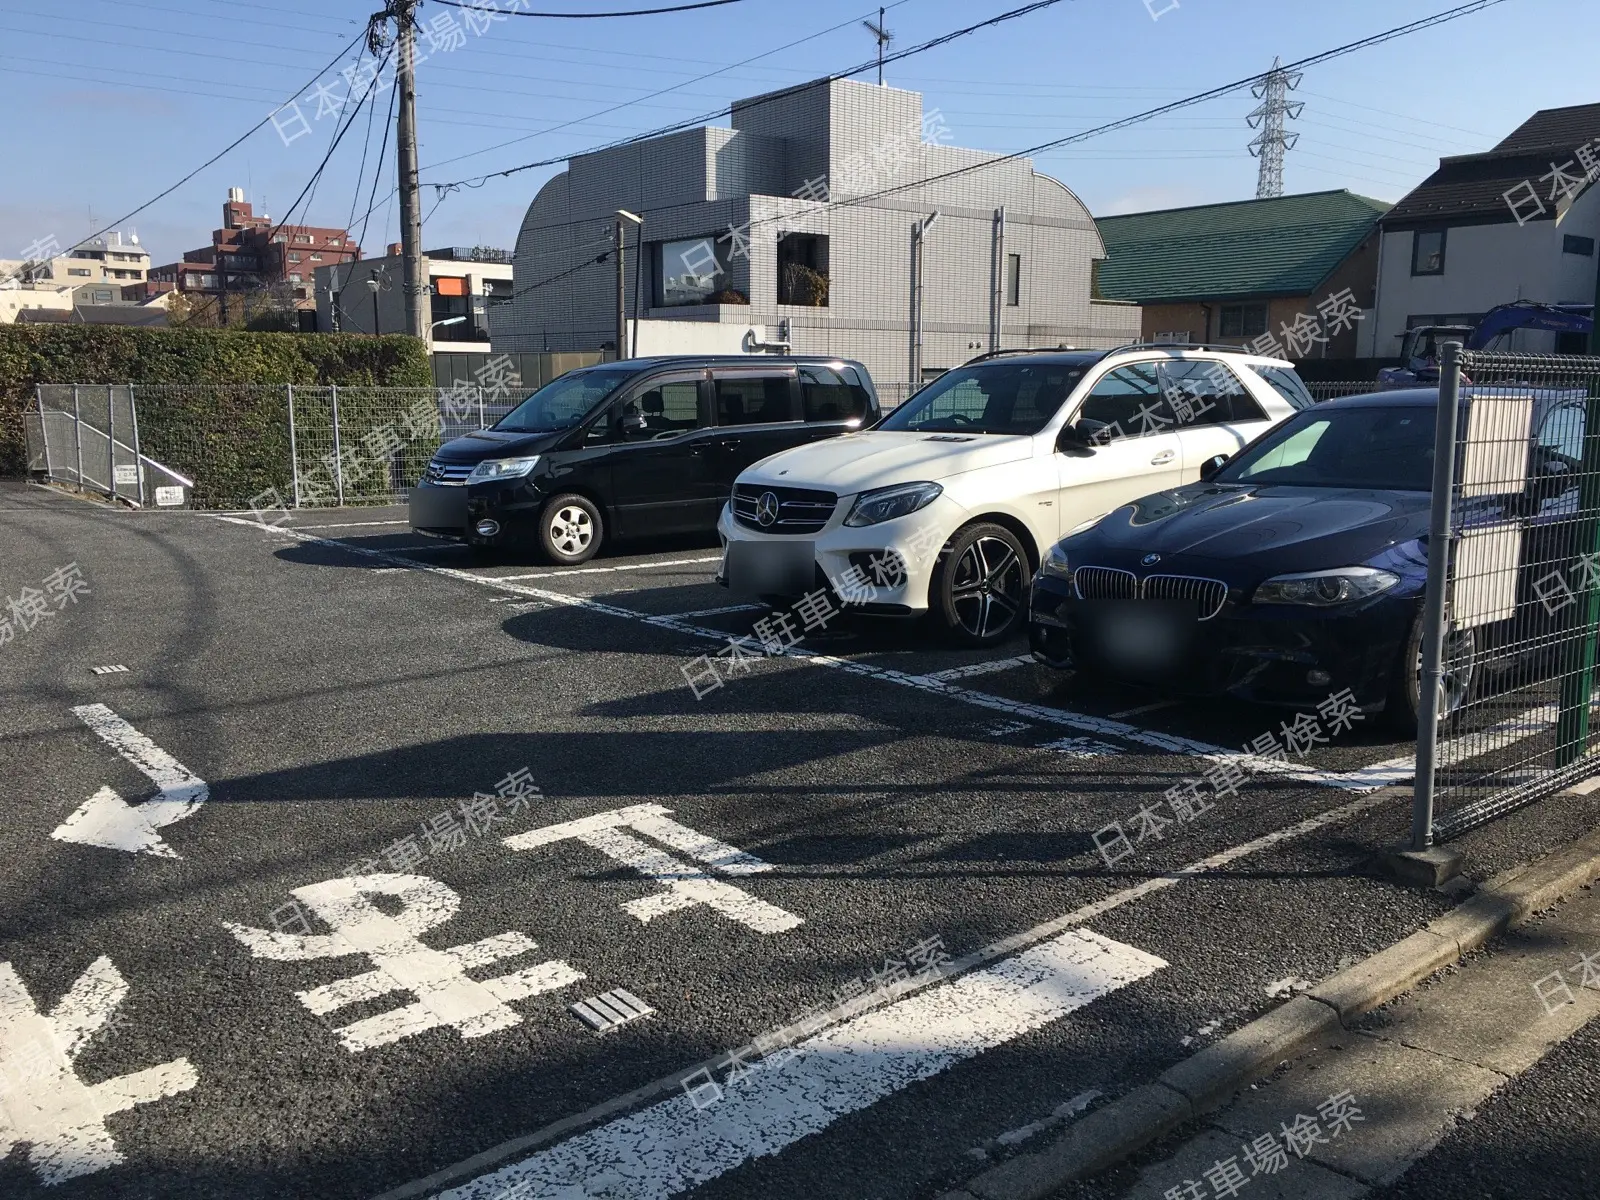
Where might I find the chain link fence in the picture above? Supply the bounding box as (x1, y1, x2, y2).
(1413, 347, 1600, 842)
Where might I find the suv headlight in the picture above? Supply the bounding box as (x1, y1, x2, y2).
(1040, 542, 1072, 581)
(1253, 567, 1399, 607)
(467, 455, 540, 483)
(843, 481, 943, 527)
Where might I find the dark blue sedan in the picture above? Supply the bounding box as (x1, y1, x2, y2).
(1028, 388, 1586, 731)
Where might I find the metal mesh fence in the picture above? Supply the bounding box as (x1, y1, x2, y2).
(1417, 348, 1600, 840)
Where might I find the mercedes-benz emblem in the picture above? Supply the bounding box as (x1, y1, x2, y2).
(1141, 552, 1162, 565)
(756, 491, 781, 527)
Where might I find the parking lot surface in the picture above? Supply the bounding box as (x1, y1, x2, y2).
(3, 480, 1597, 1200)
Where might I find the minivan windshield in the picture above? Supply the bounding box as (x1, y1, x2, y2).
(877, 361, 1090, 436)
(1217, 404, 1437, 490)
(494, 367, 636, 433)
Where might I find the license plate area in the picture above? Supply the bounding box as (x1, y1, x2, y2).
(725, 540, 816, 598)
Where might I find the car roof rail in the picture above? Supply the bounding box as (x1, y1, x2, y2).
(1109, 341, 1273, 356)
(961, 346, 1102, 365)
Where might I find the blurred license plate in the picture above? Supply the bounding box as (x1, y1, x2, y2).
(725, 540, 816, 597)
(1077, 601, 1196, 677)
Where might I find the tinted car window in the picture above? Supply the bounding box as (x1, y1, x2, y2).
(715, 375, 795, 425)
(1219, 404, 1437, 490)
(1157, 360, 1268, 426)
(495, 367, 636, 433)
(878, 362, 1086, 435)
(1076, 363, 1180, 441)
(799, 364, 870, 423)
(1254, 365, 1318, 411)
(634, 381, 703, 436)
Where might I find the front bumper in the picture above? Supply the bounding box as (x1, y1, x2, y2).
(1027, 573, 1414, 709)
(715, 494, 967, 615)
(409, 478, 548, 545)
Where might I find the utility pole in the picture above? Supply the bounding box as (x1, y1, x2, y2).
(614, 217, 627, 360)
(1246, 57, 1303, 199)
(391, 0, 427, 339)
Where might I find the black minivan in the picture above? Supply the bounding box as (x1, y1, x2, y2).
(410, 356, 879, 563)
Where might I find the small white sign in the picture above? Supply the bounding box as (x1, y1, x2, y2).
(154, 486, 184, 507)
(114, 464, 138, 486)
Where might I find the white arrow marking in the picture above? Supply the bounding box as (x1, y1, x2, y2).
(51, 704, 208, 858)
(438, 928, 1164, 1200)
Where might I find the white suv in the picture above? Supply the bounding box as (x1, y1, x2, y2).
(717, 346, 1316, 644)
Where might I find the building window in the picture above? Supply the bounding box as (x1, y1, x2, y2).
(68, 268, 91, 277)
(777, 233, 829, 306)
(309, 253, 323, 261)
(1411, 228, 1446, 275)
(653, 237, 733, 307)
(1563, 234, 1596, 257)
(288, 273, 302, 283)
(295, 234, 314, 244)
(328, 238, 342, 246)
(287, 253, 301, 263)
(1219, 303, 1269, 337)
(1152, 331, 1191, 344)
(272, 234, 287, 244)
(1005, 253, 1021, 306)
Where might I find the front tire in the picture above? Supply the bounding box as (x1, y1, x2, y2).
(539, 493, 603, 565)
(1386, 612, 1477, 734)
(930, 522, 1030, 647)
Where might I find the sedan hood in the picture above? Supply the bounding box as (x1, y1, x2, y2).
(1079, 483, 1431, 575)
(738, 431, 1034, 494)
(431, 428, 565, 463)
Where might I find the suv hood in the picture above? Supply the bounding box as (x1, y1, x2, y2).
(1079, 483, 1431, 575)
(738, 431, 1034, 494)
(431, 428, 565, 463)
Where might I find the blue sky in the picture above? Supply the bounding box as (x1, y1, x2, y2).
(0, 0, 1591, 267)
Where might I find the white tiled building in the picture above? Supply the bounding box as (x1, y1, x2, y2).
(500, 79, 1139, 392)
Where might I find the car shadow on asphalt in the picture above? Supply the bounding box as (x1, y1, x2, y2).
(267, 530, 721, 569)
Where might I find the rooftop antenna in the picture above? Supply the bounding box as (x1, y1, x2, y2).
(862, 7, 891, 86)
(1246, 56, 1303, 199)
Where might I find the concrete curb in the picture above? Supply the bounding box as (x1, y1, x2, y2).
(952, 817, 1600, 1200)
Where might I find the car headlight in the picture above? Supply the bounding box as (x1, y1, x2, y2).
(1253, 567, 1399, 607)
(1040, 542, 1072, 581)
(466, 455, 540, 483)
(843, 481, 943, 527)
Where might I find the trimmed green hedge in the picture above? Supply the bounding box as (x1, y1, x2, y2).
(0, 325, 431, 480)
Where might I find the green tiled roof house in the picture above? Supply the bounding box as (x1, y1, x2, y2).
(1094, 189, 1389, 358)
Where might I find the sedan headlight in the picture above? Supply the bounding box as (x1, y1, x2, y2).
(1040, 541, 1072, 581)
(1253, 567, 1399, 607)
(843, 481, 943, 527)
(466, 455, 540, 483)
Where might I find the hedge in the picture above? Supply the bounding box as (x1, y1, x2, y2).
(0, 325, 431, 481)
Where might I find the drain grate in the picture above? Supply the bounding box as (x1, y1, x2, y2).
(570, 988, 655, 1035)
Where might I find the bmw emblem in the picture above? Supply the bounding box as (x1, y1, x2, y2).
(756, 491, 781, 528)
(1141, 552, 1162, 566)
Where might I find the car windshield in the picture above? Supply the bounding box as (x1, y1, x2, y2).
(1217, 404, 1438, 490)
(493, 367, 636, 433)
(877, 362, 1087, 436)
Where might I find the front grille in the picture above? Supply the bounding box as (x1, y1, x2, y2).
(731, 484, 839, 534)
(1074, 566, 1228, 619)
(1142, 573, 1228, 620)
(1073, 566, 1137, 600)
(421, 457, 472, 486)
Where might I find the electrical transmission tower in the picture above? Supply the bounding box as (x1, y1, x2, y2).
(1246, 56, 1303, 199)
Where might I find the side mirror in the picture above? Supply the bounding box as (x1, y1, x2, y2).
(1199, 454, 1229, 481)
(1056, 421, 1095, 453)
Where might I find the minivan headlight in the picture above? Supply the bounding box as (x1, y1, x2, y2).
(467, 455, 540, 483)
(843, 481, 943, 527)
(1040, 542, 1072, 581)
(1253, 567, 1399, 607)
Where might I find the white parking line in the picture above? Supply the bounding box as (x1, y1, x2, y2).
(921, 655, 1036, 682)
(294, 520, 411, 530)
(489, 555, 721, 583)
(1109, 700, 1181, 719)
(435, 930, 1164, 1200)
(648, 603, 765, 622)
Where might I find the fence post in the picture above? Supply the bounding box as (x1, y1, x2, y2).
(478, 385, 486, 430)
(286, 383, 302, 508)
(72, 384, 84, 493)
(108, 387, 118, 503)
(129, 384, 145, 507)
(1554, 266, 1600, 765)
(36, 385, 51, 481)
(1410, 340, 1465, 850)
(330, 383, 346, 506)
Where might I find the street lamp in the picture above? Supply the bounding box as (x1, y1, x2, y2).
(615, 208, 644, 359)
(365, 275, 381, 336)
(430, 315, 466, 336)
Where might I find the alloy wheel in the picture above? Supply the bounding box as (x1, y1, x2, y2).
(948, 535, 1026, 640)
(549, 505, 594, 557)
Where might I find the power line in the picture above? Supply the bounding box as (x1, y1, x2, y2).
(427, 0, 1080, 184)
(432, 0, 747, 15)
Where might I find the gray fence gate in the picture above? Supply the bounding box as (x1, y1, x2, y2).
(28, 385, 194, 508)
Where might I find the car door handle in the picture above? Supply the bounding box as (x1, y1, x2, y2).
(1150, 449, 1176, 465)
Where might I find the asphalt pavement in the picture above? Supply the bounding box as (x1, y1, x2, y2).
(1, 479, 1597, 1200)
